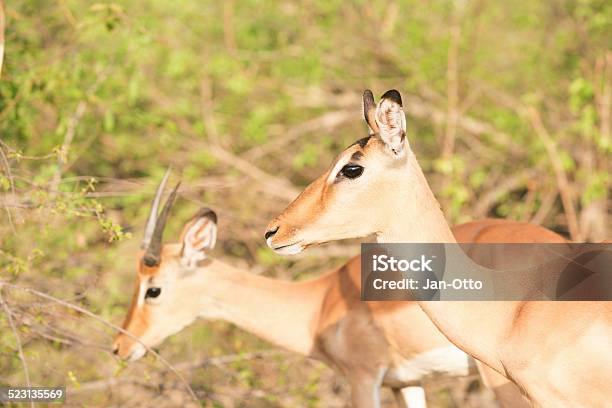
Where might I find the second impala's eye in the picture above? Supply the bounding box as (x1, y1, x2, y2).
(145, 287, 161, 299)
(339, 164, 364, 179)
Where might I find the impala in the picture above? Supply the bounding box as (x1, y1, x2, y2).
(265, 89, 612, 406)
(112, 172, 557, 407)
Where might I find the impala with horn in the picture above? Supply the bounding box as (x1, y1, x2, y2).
(113, 170, 562, 407)
(265, 89, 612, 406)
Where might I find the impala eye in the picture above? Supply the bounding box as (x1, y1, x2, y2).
(145, 287, 161, 299)
(339, 164, 364, 179)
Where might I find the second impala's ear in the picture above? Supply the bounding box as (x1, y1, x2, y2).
(375, 89, 407, 156)
(363, 90, 380, 135)
(180, 208, 217, 268)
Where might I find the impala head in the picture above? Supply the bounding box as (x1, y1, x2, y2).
(266, 89, 428, 253)
(112, 170, 218, 361)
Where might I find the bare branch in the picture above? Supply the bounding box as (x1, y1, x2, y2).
(73, 350, 282, 394)
(49, 101, 87, 195)
(596, 52, 611, 151)
(200, 76, 222, 146)
(525, 107, 582, 241)
(243, 109, 355, 161)
(0, 288, 34, 408)
(474, 168, 539, 217)
(207, 144, 299, 201)
(48, 70, 110, 195)
(0, 281, 200, 404)
(442, 2, 462, 160)
(474, 84, 585, 240)
(222, 0, 237, 52)
(0, 0, 5, 78)
(530, 189, 558, 226)
(0, 144, 16, 232)
(0, 4, 14, 231)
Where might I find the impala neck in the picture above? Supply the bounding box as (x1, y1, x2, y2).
(376, 151, 505, 373)
(193, 259, 325, 356)
(376, 151, 456, 244)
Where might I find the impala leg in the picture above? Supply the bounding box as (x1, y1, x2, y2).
(348, 370, 386, 408)
(392, 386, 426, 408)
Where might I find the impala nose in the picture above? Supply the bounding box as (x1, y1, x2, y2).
(265, 226, 279, 240)
(112, 341, 120, 356)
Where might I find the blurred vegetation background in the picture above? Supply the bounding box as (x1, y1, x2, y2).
(0, 0, 610, 406)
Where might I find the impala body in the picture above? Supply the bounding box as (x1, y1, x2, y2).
(265, 89, 612, 407)
(113, 173, 553, 407)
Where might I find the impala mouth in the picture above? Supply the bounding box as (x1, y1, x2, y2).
(267, 239, 305, 255)
(126, 343, 147, 362)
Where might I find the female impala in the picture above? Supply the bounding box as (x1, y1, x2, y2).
(265, 90, 612, 406)
(113, 172, 554, 407)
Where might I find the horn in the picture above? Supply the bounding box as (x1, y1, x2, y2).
(141, 168, 171, 250)
(143, 181, 181, 267)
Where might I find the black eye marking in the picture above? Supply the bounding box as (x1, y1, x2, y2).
(145, 287, 161, 299)
(338, 164, 364, 179)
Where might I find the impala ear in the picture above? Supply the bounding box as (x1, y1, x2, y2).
(375, 89, 407, 156)
(363, 90, 380, 135)
(180, 208, 217, 268)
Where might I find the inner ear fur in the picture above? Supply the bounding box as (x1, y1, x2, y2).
(179, 208, 218, 264)
(179, 208, 217, 241)
(375, 89, 407, 155)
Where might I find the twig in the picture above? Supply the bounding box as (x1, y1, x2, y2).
(73, 350, 283, 393)
(442, 2, 462, 160)
(474, 168, 539, 217)
(49, 101, 87, 195)
(242, 109, 354, 161)
(380, 0, 399, 38)
(477, 84, 584, 240)
(0, 143, 16, 232)
(0, 3, 15, 231)
(0, 281, 200, 404)
(207, 144, 299, 201)
(222, 0, 237, 52)
(200, 76, 222, 146)
(525, 107, 582, 241)
(0, 0, 5, 78)
(0, 288, 34, 408)
(596, 52, 611, 151)
(530, 189, 558, 225)
(48, 69, 109, 195)
(0, 140, 58, 161)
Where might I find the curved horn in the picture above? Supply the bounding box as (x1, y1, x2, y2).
(141, 168, 171, 250)
(142, 181, 181, 267)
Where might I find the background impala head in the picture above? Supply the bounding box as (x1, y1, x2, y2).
(265, 89, 449, 253)
(112, 170, 218, 361)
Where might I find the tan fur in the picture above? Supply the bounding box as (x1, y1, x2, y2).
(114, 216, 560, 407)
(266, 102, 612, 407)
